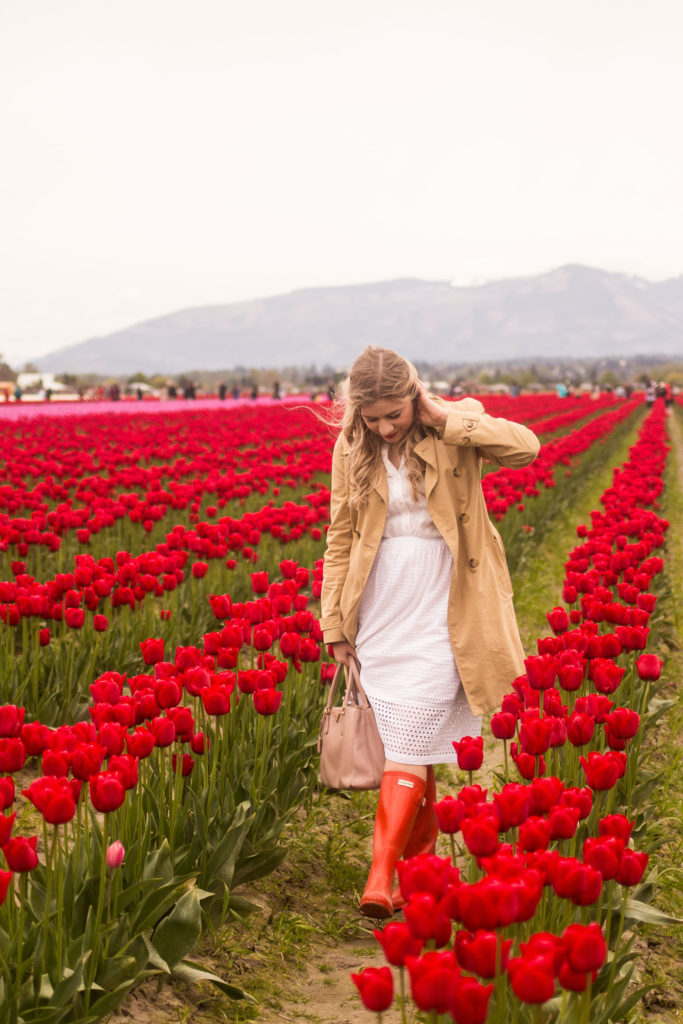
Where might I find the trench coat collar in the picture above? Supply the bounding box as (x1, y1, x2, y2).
(414, 432, 439, 499)
(340, 432, 439, 502)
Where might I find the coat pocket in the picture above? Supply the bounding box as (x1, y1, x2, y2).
(486, 530, 514, 601)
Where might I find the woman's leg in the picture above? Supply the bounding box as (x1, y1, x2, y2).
(359, 762, 427, 918)
(384, 760, 428, 781)
(391, 763, 439, 909)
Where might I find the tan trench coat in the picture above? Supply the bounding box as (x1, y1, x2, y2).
(320, 398, 541, 716)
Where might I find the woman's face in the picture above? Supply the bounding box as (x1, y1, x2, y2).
(360, 395, 415, 444)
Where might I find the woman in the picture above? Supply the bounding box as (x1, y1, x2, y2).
(320, 347, 539, 918)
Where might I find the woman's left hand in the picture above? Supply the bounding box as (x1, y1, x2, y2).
(416, 384, 448, 431)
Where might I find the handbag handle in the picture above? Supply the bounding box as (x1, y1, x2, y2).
(324, 657, 372, 712)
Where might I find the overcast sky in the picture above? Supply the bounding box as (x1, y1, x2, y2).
(2, 0, 683, 365)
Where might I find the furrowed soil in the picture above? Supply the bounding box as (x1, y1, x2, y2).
(108, 409, 683, 1024)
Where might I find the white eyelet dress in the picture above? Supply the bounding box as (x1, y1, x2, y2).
(354, 447, 482, 764)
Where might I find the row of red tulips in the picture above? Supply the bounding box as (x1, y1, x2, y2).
(353, 399, 675, 1023)
(1, 400, 639, 643)
(0, 394, 636, 562)
(0, 394, 660, 1021)
(0, 549, 332, 1021)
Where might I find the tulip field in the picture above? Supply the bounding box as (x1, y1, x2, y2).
(0, 392, 681, 1024)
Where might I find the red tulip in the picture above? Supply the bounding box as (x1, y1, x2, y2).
(450, 975, 493, 1024)
(434, 795, 466, 834)
(140, 637, 165, 665)
(350, 966, 393, 1012)
(546, 607, 569, 634)
(372, 921, 423, 966)
(405, 950, 460, 1013)
(0, 738, 26, 773)
(403, 892, 452, 946)
(616, 848, 649, 886)
(2, 834, 38, 872)
(563, 922, 607, 973)
(490, 711, 517, 739)
(0, 869, 11, 905)
(636, 654, 662, 680)
(396, 854, 459, 901)
(567, 712, 595, 747)
(126, 727, 156, 758)
(524, 654, 557, 690)
(0, 812, 16, 846)
(0, 705, 25, 738)
(518, 815, 551, 852)
(0, 776, 15, 811)
(23, 776, 77, 824)
(89, 771, 126, 813)
(580, 751, 625, 791)
(598, 813, 634, 842)
(253, 688, 283, 715)
(455, 929, 512, 978)
(507, 953, 555, 1003)
(582, 836, 624, 880)
(453, 736, 484, 771)
(171, 752, 195, 777)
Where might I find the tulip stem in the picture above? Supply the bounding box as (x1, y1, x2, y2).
(399, 967, 407, 1024)
(12, 873, 28, 1024)
(84, 814, 109, 1011)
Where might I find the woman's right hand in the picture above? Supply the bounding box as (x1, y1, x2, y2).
(331, 641, 358, 666)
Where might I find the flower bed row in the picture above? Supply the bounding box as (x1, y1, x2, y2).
(0, 555, 333, 1022)
(0, 399, 643, 730)
(0, 396, 659, 1021)
(354, 399, 676, 1023)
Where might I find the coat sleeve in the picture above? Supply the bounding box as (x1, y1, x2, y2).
(439, 398, 540, 468)
(320, 435, 352, 644)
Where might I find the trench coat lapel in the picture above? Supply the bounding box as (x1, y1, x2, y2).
(414, 434, 439, 500)
(371, 463, 389, 504)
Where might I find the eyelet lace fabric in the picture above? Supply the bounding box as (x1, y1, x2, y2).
(355, 451, 481, 764)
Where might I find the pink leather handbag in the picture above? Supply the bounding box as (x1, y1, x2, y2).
(318, 658, 385, 790)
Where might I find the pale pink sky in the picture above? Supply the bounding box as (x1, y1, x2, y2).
(2, 0, 682, 364)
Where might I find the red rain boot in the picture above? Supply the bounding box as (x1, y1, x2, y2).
(391, 764, 438, 910)
(389, 765, 438, 909)
(359, 771, 427, 919)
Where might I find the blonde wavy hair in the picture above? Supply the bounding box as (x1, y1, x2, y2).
(333, 346, 429, 508)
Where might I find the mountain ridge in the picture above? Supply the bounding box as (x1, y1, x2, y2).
(35, 264, 683, 375)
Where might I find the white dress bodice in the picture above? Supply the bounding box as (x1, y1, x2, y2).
(381, 446, 441, 540)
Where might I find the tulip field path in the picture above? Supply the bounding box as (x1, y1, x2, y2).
(1, 395, 681, 1024)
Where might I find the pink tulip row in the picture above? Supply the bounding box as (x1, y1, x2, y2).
(355, 399, 670, 1023)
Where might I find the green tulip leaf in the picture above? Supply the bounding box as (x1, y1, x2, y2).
(172, 959, 256, 1001)
(151, 888, 203, 969)
(49, 963, 84, 1007)
(231, 845, 288, 888)
(623, 897, 683, 926)
(142, 839, 173, 883)
(224, 894, 263, 919)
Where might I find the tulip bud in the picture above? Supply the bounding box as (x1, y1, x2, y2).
(106, 840, 125, 869)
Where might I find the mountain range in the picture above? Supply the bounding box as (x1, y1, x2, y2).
(35, 264, 683, 376)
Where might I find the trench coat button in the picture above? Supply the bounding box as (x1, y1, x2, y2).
(452, 466, 462, 477)
(458, 512, 470, 524)
(468, 557, 479, 569)
(436, 430, 443, 440)
(464, 419, 476, 430)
